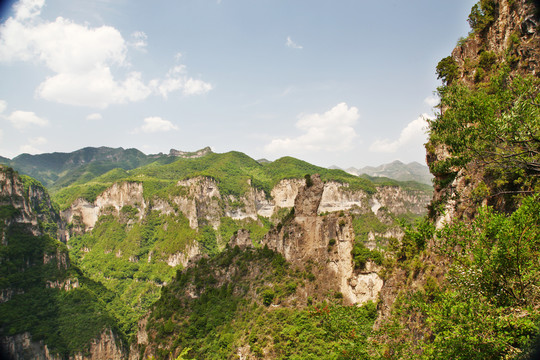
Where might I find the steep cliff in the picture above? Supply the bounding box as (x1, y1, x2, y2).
(373, 1, 540, 358)
(261, 174, 383, 305)
(0, 166, 126, 360)
(428, 0, 540, 225)
(63, 175, 430, 235)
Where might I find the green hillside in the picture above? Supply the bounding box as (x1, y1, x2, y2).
(143, 245, 378, 359)
(52, 151, 413, 210)
(1, 146, 163, 189)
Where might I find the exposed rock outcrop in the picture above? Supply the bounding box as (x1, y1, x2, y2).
(260, 174, 383, 305)
(169, 146, 212, 158)
(63, 176, 431, 236)
(0, 166, 64, 240)
(62, 182, 146, 233)
(0, 166, 128, 360)
(0, 330, 126, 360)
(427, 0, 540, 225)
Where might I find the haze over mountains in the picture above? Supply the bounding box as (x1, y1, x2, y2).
(331, 160, 432, 185)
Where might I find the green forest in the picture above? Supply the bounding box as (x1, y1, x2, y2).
(0, 0, 539, 359)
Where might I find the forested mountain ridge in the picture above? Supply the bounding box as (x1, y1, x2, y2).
(0, 149, 431, 358)
(1, 0, 539, 358)
(374, 0, 540, 358)
(0, 146, 215, 192)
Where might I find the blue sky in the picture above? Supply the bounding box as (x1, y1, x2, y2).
(0, 0, 476, 168)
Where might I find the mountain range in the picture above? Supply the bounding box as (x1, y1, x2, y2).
(329, 160, 432, 185)
(1, 0, 540, 358)
(0, 145, 433, 359)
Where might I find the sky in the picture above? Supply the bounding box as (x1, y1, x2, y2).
(0, 0, 477, 168)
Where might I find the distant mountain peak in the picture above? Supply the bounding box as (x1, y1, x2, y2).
(169, 146, 212, 158)
(344, 160, 432, 186)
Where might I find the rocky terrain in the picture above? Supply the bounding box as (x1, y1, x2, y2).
(0, 148, 431, 359)
(3, 0, 538, 358)
(0, 165, 126, 360)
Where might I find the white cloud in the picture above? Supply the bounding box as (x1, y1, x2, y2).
(183, 78, 213, 95)
(19, 144, 42, 154)
(6, 110, 48, 130)
(37, 66, 151, 108)
(20, 134, 48, 154)
(14, 0, 44, 20)
(133, 116, 179, 134)
(128, 31, 148, 52)
(424, 95, 439, 107)
(152, 65, 213, 98)
(0, 2, 211, 108)
(286, 36, 303, 49)
(0, 16, 126, 72)
(29, 136, 47, 145)
(265, 102, 359, 155)
(0, 100, 6, 113)
(86, 113, 103, 121)
(369, 114, 432, 153)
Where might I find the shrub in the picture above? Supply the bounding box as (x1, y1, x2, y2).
(262, 289, 275, 306)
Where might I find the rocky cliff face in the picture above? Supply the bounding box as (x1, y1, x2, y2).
(427, 0, 540, 226)
(0, 166, 126, 360)
(451, 0, 539, 84)
(63, 176, 430, 235)
(63, 182, 146, 234)
(0, 166, 64, 240)
(259, 175, 383, 305)
(1, 330, 126, 360)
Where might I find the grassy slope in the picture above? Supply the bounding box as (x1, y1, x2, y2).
(52, 151, 431, 210)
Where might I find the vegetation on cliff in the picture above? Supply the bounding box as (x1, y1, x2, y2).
(378, 0, 540, 358)
(52, 152, 401, 210)
(143, 245, 378, 360)
(0, 167, 124, 357)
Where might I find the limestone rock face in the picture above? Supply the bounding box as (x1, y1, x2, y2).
(173, 177, 223, 228)
(0, 166, 64, 240)
(318, 181, 368, 214)
(62, 181, 146, 233)
(427, 0, 540, 224)
(373, 186, 431, 216)
(294, 174, 324, 217)
(167, 243, 201, 267)
(229, 228, 253, 249)
(261, 174, 383, 305)
(63, 174, 430, 236)
(270, 179, 304, 209)
(0, 330, 126, 360)
(451, 0, 539, 83)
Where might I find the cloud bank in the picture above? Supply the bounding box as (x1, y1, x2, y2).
(265, 102, 359, 155)
(0, 0, 212, 108)
(369, 114, 432, 153)
(6, 110, 49, 130)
